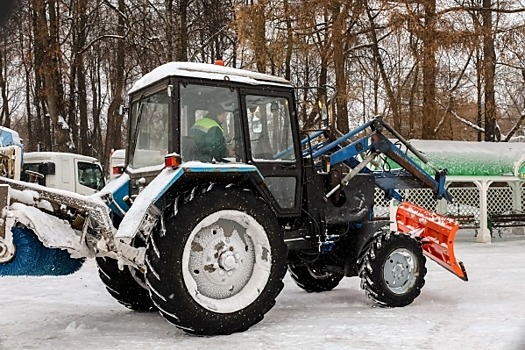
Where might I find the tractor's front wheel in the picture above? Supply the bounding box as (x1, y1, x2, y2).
(358, 231, 427, 307)
(146, 186, 287, 335)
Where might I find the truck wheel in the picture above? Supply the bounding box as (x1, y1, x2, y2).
(287, 261, 343, 292)
(358, 231, 427, 307)
(96, 256, 156, 311)
(146, 186, 287, 335)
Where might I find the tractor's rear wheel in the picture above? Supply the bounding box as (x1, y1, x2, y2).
(146, 186, 287, 335)
(358, 231, 426, 307)
(96, 256, 156, 311)
(287, 257, 343, 293)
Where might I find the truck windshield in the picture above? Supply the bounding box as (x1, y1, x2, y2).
(78, 162, 105, 190)
(128, 89, 170, 169)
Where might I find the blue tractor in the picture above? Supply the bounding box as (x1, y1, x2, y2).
(0, 62, 467, 335)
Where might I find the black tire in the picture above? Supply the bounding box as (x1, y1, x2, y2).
(96, 256, 156, 311)
(146, 186, 287, 335)
(358, 231, 426, 307)
(287, 261, 343, 293)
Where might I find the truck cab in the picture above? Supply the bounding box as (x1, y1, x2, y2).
(21, 152, 105, 195)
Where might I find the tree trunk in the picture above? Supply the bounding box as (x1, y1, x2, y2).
(77, 54, 89, 154)
(33, 0, 70, 151)
(482, 0, 497, 141)
(73, 0, 89, 154)
(31, 0, 50, 150)
(283, 0, 293, 81)
(90, 57, 103, 159)
(46, 0, 70, 150)
(103, 0, 126, 169)
(0, 43, 10, 127)
(332, 5, 348, 133)
(421, 0, 439, 140)
(252, 0, 268, 73)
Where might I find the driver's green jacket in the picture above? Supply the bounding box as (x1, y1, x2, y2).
(189, 117, 227, 162)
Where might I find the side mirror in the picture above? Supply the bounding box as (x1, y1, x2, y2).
(38, 162, 55, 175)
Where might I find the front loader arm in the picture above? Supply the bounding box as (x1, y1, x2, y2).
(320, 117, 450, 202)
(304, 116, 466, 282)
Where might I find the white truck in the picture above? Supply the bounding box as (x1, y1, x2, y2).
(0, 127, 105, 194)
(21, 152, 105, 195)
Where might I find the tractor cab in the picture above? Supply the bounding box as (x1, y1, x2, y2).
(125, 62, 303, 216)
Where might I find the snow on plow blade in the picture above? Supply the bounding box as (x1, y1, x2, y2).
(395, 201, 468, 281)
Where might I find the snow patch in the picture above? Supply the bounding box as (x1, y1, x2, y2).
(9, 203, 93, 258)
(64, 321, 98, 333)
(129, 62, 291, 94)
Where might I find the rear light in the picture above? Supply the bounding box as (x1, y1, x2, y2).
(112, 165, 124, 176)
(164, 153, 182, 168)
(214, 59, 224, 66)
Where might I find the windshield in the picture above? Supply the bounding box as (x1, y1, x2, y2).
(77, 162, 105, 190)
(128, 89, 170, 169)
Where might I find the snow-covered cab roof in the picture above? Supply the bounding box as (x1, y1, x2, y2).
(128, 62, 293, 95)
(24, 152, 101, 165)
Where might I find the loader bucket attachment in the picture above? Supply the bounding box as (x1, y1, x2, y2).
(395, 202, 468, 281)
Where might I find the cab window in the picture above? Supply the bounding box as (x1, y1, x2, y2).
(246, 95, 295, 162)
(128, 90, 170, 169)
(179, 83, 244, 163)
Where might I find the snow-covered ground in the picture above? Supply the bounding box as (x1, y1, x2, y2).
(1, 230, 524, 350)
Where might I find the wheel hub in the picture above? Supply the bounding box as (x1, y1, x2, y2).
(392, 263, 405, 278)
(218, 251, 239, 271)
(383, 248, 417, 294)
(187, 218, 255, 300)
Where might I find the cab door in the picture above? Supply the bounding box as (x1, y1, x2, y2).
(242, 90, 302, 216)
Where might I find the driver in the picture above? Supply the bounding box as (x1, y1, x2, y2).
(189, 104, 232, 162)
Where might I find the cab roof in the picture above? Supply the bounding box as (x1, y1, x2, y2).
(24, 152, 101, 164)
(128, 62, 293, 95)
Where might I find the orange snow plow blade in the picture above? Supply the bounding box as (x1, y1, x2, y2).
(396, 202, 468, 281)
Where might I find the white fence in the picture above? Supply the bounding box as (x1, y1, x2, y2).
(373, 176, 525, 243)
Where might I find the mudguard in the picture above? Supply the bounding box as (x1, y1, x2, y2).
(115, 162, 264, 244)
(98, 172, 131, 218)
